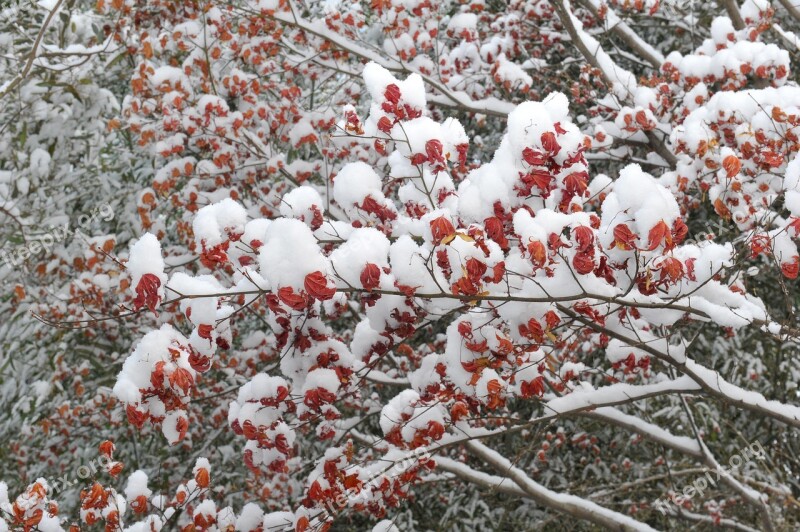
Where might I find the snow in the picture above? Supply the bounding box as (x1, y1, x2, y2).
(127, 233, 167, 300)
(162, 409, 188, 445)
(447, 13, 477, 33)
(113, 324, 191, 404)
(166, 272, 224, 325)
(666, 41, 789, 86)
(193, 198, 248, 249)
(548, 377, 695, 415)
(236, 503, 264, 532)
(380, 389, 419, 436)
(600, 164, 680, 248)
(589, 407, 701, 456)
(466, 440, 658, 531)
(262, 511, 295, 530)
(7, 4, 800, 530)
(124, 471, 152, 501)
(193, 457, 210, 476)
(329, 227, 391, 289)
(372, 520, 400, 532)
(493, 54, 532, 91)
(363, 62, 427, 113)
(279, 186, 324, 227)
(686, 359, 800, 424)
(784, 155, 800, 216)
(303, 368, 341, 394)
(258, 218, 328, 290)
(333, 162, 384, 209)
(29, 148, 51, 179)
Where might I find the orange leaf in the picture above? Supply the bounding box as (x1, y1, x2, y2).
(722, 155, 741, 178)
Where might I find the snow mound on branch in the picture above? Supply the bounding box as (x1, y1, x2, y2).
(193, 198, 247, 249)
(329, 228, 391, 289)
(258, 218, 328, 290)
(457, 93, 586, 221)
(127, 233, 166, 298)
(363, 62, 426, 112)
(112, 324, 193, 405)
(333, 162, 383, 209)
(599, 164, 680, 248)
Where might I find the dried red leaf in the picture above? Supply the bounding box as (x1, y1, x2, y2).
(722, 154, 741, 178)
(133, 273, 161, 313)
(278, 286, 310, 310)
(430, 216, 456, 245)
(304, 271, 336, 300)
(360, 262, 381, 291)
(613, 223, 637, 250)
(647, 220, 671, 251)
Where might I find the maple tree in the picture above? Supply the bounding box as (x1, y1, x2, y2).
(1, 0, 800, 530)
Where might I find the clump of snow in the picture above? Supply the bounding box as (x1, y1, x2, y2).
(193, 198, 247, 249)
(127, 233, 167, 300)
(258, 218, 328, 290)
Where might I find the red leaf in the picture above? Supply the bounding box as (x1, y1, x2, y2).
(384, 83, 401, 104)
(465, 339, 488, 352)
(465, 258, 487, 282)
(278, 286, 310, 310)
(133, 273, 161, 313)
(456, 143, 469, 168)
(484, 216, 509, 250)
(522, 147, 546, 166)
(564, 171, 588, 197)
(427, 420, 444, 440)
(195, 468, 210, 488)
(296, 516, 310, 532)
(781, 256, 799, 279)
(544, 310, 561, 330)
(450, 401, 469, 422)
(658, 257, 684, 283)
(360, 263, 381, 291)
(714, 198, 731, 221)
(749, 234, 772, 258)
(527, 240, 547, 269)
(169, 367, 194, 395)
(98, 440, 115, 457)
(613, 223, 637, 250)
(521, 376, 546, 398)
(686, 258, 697, 281)
(635, 110, 653, 130)
(572, 251, 595, 275)
(519, 318, 544, 342)
(174, 415, 188, 443)
(197, 324, 213, 340)
(304, 271, 336, 300)
(377, 116, 393, 133)
(647, 220, 671, 251)
(671, 218, 688, 245)
(309, 205, 323, 231)
(131, 495, 148, 514)
(430, 216, 455, 245)
(486, 261, 505, 283)
(572, 225, 594, 251)
(526, 170, 554, 196)
(540, 131, 561, 154)
(425, 139, 444, 163)
(188, 350, 211, 373)
(126, 405, 147, 429)
(410, 153, 427, 165)
(395, 282, 418, 297)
